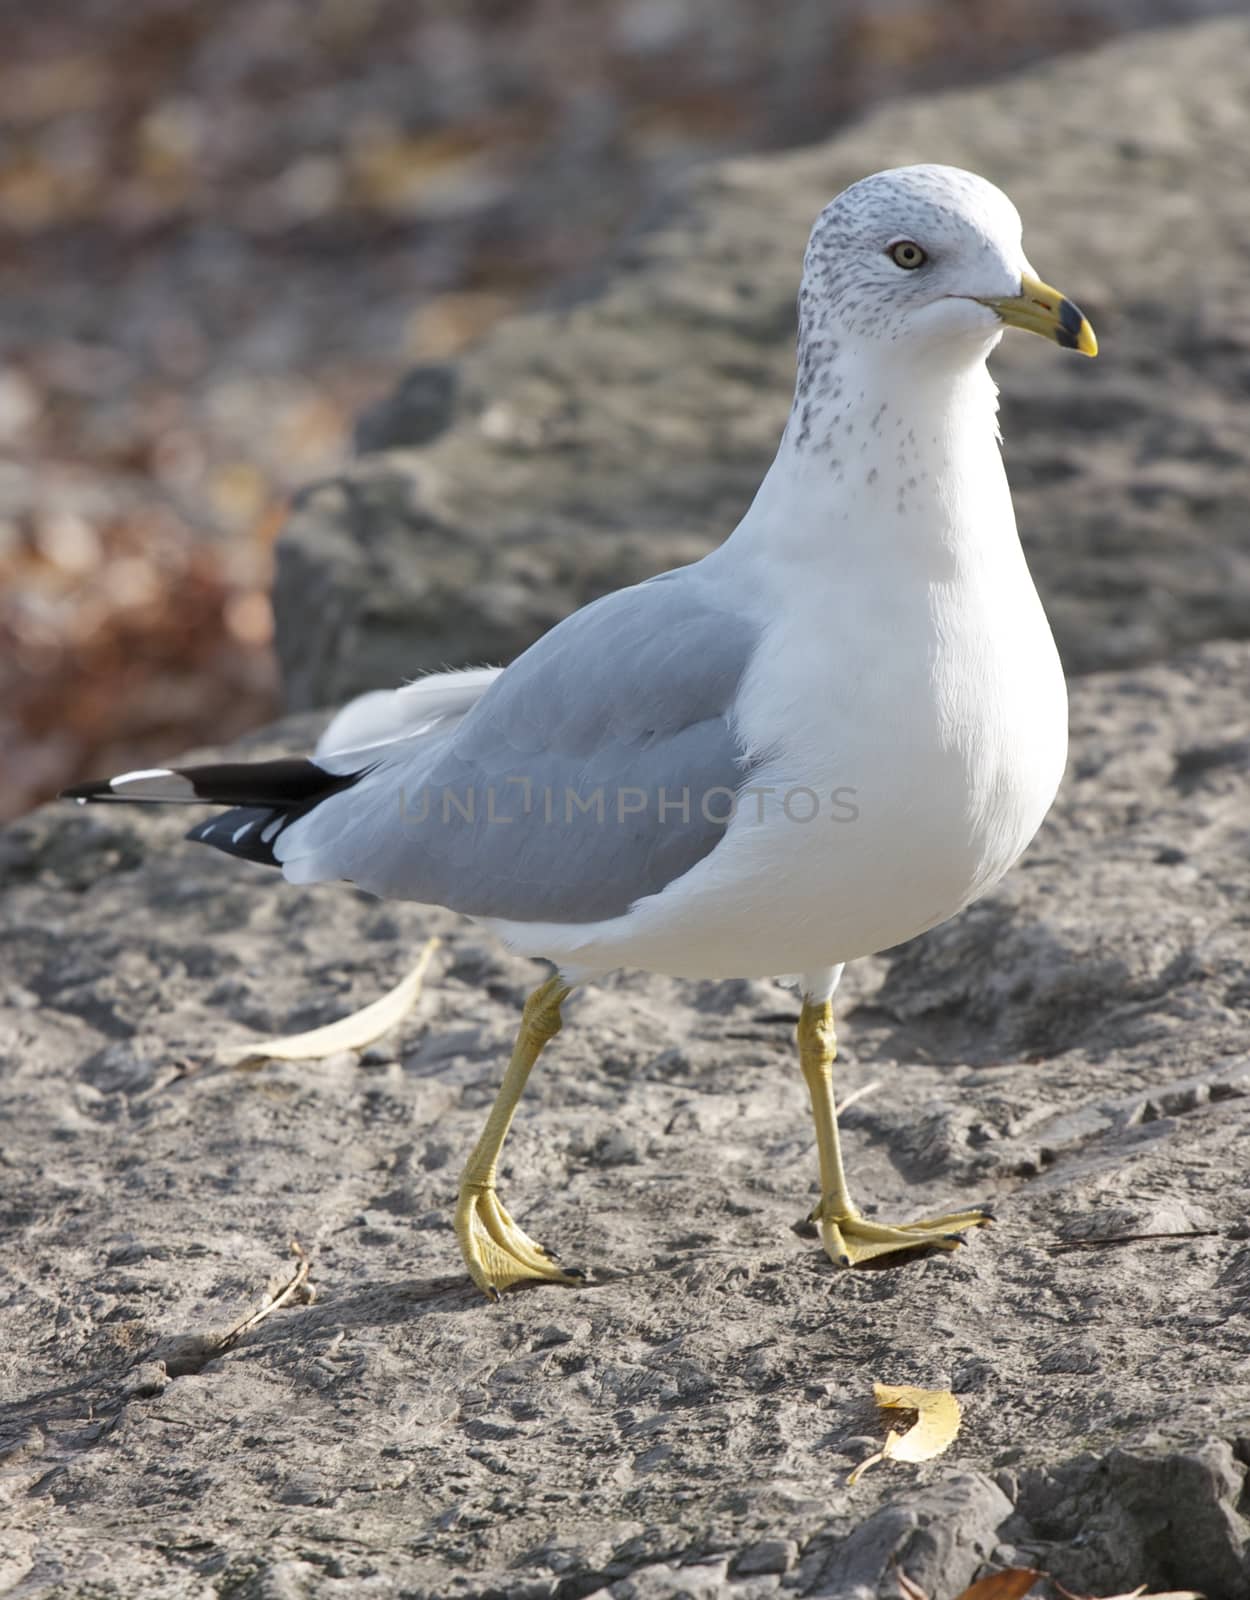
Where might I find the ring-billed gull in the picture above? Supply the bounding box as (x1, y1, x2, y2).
(65, 164, 1097, 1297)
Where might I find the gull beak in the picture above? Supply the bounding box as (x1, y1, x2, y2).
(980, 271, 1098, 356)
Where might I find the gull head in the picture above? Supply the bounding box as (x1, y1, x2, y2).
(799, 164, 1096, 370)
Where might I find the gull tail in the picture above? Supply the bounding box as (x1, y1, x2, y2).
(61, 758, 370, 868)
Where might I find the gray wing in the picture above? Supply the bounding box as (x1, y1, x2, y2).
(277, 568, 760, 924)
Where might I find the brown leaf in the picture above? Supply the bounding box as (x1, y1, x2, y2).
(955, 1570, 1045, 1600)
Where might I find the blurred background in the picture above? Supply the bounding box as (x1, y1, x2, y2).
(0, 0, 1235, 821)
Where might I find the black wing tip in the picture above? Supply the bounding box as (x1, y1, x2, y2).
(61, 757, 365, 810)
(171, 757, 363, 808)
(61, 780, 112, 802)
(63, 756, 368, 867)
(186, 806, 285, 866)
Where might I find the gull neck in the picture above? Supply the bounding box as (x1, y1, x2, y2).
(722, 339, 1011, 572)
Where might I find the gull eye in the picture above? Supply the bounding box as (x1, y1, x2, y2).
(888, 240, 927, 270)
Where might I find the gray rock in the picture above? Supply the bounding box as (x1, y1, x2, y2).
(798, 1473, 1012, 1598)
(5, 19, 1250, 1600)
(353, 364, 459, 456)
(275, 17, 1250, 711)
(5, 663, 1249, 1598)
(1013, 1443, 1250, 1599)
(730, 1538, 797, 1577)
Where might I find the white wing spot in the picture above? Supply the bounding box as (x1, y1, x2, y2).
(111, 767, 173, 789)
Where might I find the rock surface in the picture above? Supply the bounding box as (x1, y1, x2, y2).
(5, 19, 1250, 1600)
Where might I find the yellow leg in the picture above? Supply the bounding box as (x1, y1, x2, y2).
(454, 974, 581, 1299)
(797, 999, 990, 1267)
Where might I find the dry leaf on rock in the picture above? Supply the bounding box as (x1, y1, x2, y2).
(956, 1570, 1046, 1599)
(902, 1569, 1198, 1600)
(1054, 1585, 1204, 1600)
(217, 938, 439, 1066)
(848, 1382, 960, 1484)
(896, 1564, 1044, 1600)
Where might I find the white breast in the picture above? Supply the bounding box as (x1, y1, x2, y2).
(495, 360, 1068, 983)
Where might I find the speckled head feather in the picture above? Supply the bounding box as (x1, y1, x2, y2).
(796, 164, 1027, 362)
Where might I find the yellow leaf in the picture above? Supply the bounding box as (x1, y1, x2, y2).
(848, 1383, 961, 1484)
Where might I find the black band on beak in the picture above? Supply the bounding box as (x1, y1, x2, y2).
(1055, 297, 1088, 352)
